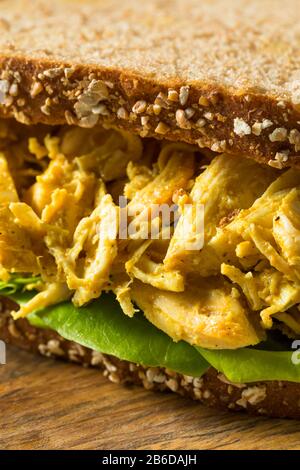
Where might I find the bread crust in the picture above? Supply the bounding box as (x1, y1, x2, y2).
(1, 298, 300, 419)
(0, 54, 300, 169)
(1, 0, 300, 167)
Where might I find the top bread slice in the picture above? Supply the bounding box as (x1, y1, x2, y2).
(0, 0, 300, 167)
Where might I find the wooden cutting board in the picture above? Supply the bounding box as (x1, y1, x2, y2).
(1, 345, 300, 450)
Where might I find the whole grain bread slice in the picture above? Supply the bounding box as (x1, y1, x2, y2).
(1, 297, 299, 419)
(0, 0, 300, 167)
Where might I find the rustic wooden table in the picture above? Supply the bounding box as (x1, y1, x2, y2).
(1, 346, 300, 450)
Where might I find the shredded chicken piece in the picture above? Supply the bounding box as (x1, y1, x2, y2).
(0, 153, 19, 204)
(70, 194, 119, 306)
(2, 120, 300, 348)
(164, 153, 277, 275)
(131, 279, 263, 349)
(12, 282, 71, 319)
(220, 169, 300, 329)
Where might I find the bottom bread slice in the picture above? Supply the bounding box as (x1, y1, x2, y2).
(0, 299, 300, 419)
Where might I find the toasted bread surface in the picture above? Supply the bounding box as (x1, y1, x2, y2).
(0, 0, 300, 166)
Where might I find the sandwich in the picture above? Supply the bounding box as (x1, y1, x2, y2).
(1, 0, 300, 419)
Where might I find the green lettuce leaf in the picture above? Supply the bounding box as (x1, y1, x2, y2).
(5, 289, 209, 377)
(2, 279, 300, 383)
(197, 346, 300, 383)
(0, 275, 41, 295)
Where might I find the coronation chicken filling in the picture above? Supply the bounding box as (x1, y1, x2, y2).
(1, 119, 300, 349)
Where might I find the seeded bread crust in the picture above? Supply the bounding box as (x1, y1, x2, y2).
(1, 298, 300, 419)
(1, 0, 300, 168)
(1, 56, 300, 170)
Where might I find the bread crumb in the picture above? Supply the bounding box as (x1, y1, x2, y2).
(204, 111, 214, 121)
(182, 375, 194, 384)
(117, 106, 129, 120)
(241, 386, 266, 405)
(141, 115, 150, 127)
(166, 378, 179, 392)
(132, 100, 147, 114)
(17, 98, 25, 107)
(185, 107, 195, 119)
(146, 367, 159, 382)
(179, 86, 189, 106)
(43, 67, 62, 79)
(268, 150, 289, 169)
(193, 377, 203, 389)
(268, 159, 282, 169)
(40, 103, 51, 115)
(198, 96, 209, 107)
(38, 343, 51, 357)
(269, 127, 288, 142)
(91, 350, 104, 366)
(64, 110, 76, 125)
(74, 79, 109, 120)
(14, 110, 30, 124)
(108, 372, 121, 384)
(153, 103, 162, 115)
(252, 118, 272, 136)
(211, 140, 226, 152)
(0, 79, 9, 104)
(196, 118, 206, 128)
(234, 118, 251, 137)
(167, 89, 179, 102)
(176, 109, 191, 129)
(92, 103, 109, 115)
(102, 356, 117, 372)
(155, 121, 170, 134)
(64, 67, 75, 79)
(289, 129, 300, 151)
(79, 114, 99, 128)
(236, 397, 248, 408)
(9, 83, 18, 97)
(277, 101, 286, 108)
(252, 122, 262, 136)
(47, 339, 64, 356)
(155, 92, 168, 109)
(262, 119, 273, 129)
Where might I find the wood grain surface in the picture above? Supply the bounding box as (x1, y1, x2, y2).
(1, 346, 300, 450)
